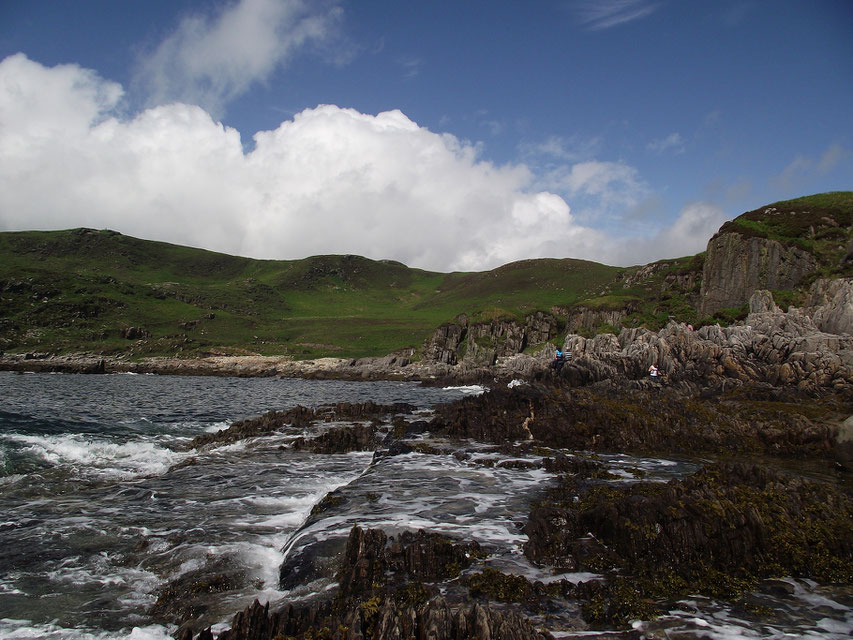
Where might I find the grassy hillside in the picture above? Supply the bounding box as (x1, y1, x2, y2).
(3, 192, 848, 359)
(0, 228, 620, 359)
(715, 191, 853, 278)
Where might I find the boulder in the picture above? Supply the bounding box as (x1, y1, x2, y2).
(807, 278, 853, 335)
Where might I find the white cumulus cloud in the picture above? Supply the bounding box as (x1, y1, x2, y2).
(0, 54, 722, 272)
(617, 202, 729, 265)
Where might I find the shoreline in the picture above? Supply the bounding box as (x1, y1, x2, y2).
(0, 352, 514, 384)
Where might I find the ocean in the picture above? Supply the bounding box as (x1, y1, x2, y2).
(0, 371, 850, 639)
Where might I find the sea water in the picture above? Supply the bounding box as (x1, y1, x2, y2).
(0, 372, 849, 639)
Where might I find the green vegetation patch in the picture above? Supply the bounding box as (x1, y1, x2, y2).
(715, 192, 853, 275)
(3, 192, 850, 357)
(0, 229, 626, 358)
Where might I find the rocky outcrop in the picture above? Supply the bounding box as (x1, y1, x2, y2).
(556, 288, 853, 391)
(336, 525, 481, 597)
(185, 402, 416, 450)
(422, 316, 468, 365)
(422, 312, 559, 367)
(806, 278, 853, 335)
(699, 231, 817, 317)
(184, 525, 551, 640)
(121, 326, 150, 339)
(151, 557, 251, 626)
(4, 281, 853, 393)
(292, 424, 379, 454)
(207, 595, 553, 640)
(429, 381, 843, 458)
(564, 307, 626, 334)
(524, 462, 853, 625)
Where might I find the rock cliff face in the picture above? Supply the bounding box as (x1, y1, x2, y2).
(422, 312, 558, 367)
(699, 231, 817, 317)
(564, 307, 626, 334)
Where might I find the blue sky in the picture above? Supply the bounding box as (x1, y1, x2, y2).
(0, 0, 850, 271)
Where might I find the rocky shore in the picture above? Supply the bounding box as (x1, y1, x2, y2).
(5, 282, 853, 639)
(4, 281, 853, 390)
(159, 380, 852, 640)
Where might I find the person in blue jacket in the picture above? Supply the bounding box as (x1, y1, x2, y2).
(553, 347, 568, 372)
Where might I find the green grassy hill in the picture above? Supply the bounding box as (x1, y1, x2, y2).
(715, 191, 853, 278)
(2, 192, 849, 360)
(0, 228, 620, 359)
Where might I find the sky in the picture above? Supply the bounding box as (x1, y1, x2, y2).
(0, 0, 850, 272)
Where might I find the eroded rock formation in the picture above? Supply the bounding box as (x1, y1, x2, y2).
(699, 230, 818, 317)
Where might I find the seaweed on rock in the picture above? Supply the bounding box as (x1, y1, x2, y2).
(525, 461, 853, 627)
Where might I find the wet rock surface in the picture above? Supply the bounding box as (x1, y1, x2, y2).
(524, 461, 853, 626)
(151, 557, 252, 626)
(185, 402, 416, 450)
(429, 380, 848, 459)
(188, 525, 555, 640)
(171, 371, 852, 639)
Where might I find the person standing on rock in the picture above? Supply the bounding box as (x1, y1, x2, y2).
(553, 347, 568, 372)
(649, 362, 661, 381)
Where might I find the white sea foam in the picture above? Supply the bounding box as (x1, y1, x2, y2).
(42, 552, 161, 608)
(0, 473, 27, 488)
(0, 619, 174, 640)
(203, 421, 230, 433)
(442, 385, 486, 395)
(6, 433, 187, 480)
(637, 589, 853, 640)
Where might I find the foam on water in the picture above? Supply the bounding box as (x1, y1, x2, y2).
(637, 583, 853, 640)
(4, 432, 189, 480)
(0, 619, 175, 640)
(442, 384, 486, 395)
(203, 421, 230, 433)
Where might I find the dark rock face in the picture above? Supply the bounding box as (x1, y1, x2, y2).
(150, 557, 251, 626)
(429, 382, 844, 459)
(564, 307, 626, 335)
(422, 312, 560, 368)
(422, 318, 468, 365)
(337, 525, 480, 597)
(185, 406, 315, 449)
(192, 525, 551, 640)
(292, 424, 379, 454)
(428, 385, 541, 443)
(212, 596, 553, 640)
(121, 326, 150, 339)
(699, 232, 817, 317)
(524, 462, 853, 626)
(186, 402, 416, 450)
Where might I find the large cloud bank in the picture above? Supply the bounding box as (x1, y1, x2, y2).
(0, 53, 725, 272)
